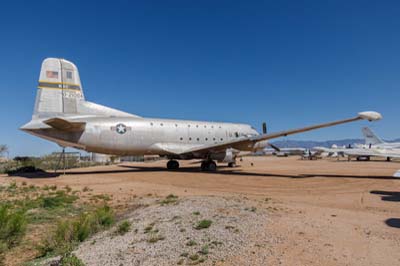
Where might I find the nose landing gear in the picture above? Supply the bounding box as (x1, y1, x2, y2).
(167, 160, 180, 170)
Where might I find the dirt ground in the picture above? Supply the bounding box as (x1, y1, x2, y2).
(2, 156, 400, 266)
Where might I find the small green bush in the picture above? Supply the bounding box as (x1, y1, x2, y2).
(160, 194, 178, 205)
(38, 205, 115, 257)
(195, 219, 212, 230)
(116, 220, 131, 235)
(60, 253, 85, 266)
(94, 205, 114, 227)
(0, 204, 27, 248)
(40, 191, 78, 209)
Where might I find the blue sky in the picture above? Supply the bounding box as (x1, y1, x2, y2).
(0, 1, 399, 157)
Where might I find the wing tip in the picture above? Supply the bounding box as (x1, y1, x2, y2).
(358, 111, 382, 121)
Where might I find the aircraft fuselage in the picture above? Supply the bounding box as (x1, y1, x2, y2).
(23, 117, 258, 158)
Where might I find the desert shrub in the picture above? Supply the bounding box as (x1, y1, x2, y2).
(93, 205, 114, 227)
(40, 191, 78, 209)
(116, 220, 131, 235)
(0, 204, 27, 248)
(37, 205, 115, 257)
(195, 219, 212, 230)
(60, 253, 85, 266)
(160, 194, 178, 205)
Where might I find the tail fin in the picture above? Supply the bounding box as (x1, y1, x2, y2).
(362, 127, 384, 145)
(34, 58, 84, 117)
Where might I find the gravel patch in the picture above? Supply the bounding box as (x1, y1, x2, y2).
(75, 195, 270, 266)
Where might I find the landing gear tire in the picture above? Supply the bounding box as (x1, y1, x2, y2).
(208, 161, 217, 171)
(201, 160, 217, 172)
(201, 161, 208, 171)
(167, 160, 179, 170)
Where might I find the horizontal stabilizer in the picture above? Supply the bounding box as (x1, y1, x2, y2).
(43, 118, 86, 132)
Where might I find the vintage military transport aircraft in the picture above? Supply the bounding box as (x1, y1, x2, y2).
(21, 58, 382, 171)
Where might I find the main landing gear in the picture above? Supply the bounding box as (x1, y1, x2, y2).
(201, 160, 217, 172)
(167, 160, 180, 170)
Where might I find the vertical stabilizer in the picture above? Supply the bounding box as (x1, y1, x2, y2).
(34, 58, 84, 117)
(362, 127, 384, 145)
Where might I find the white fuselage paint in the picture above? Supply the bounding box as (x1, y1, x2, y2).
(38, 117, 259, 156)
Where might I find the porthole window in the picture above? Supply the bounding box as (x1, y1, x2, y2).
(150, 122, 153, 126)
(197, 138, 200, 141)
(196, 125, 199, 128)
(189, 137, 192, 141)
(175, 124, 178, 127)
(213, 138, 216, 141)
(160, 123, 163, 126)
(220, 138, 223, 141)
(205, 138, 208, 141)
(211, 126, 214, 129)
(219, 126, 222, 129)
(180, 137, 183, 141)
(188, 125, 190, 128)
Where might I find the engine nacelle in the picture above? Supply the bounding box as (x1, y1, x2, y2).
(252, 140, 270, 151)
(209, 148, 237, 163)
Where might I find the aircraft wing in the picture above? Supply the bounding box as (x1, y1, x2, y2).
(344, 149, 400, 158)
(178, 111, 382, 156)
(43, 117, 86, 132)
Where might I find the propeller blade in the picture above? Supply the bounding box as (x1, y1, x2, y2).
(269, 143, 281, 152)
(262, 122, 267, 134)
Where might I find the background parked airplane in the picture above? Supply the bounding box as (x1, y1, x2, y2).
(362, 127, 400, 149)
(21, 58, 382, 171)
(314, 127, 400, 161)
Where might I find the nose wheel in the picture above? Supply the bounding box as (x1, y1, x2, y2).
(201, 160, 217, 172)
(167, 160, 180, 170)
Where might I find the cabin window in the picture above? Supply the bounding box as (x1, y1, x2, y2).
(196, 125, 199, 128)
(205, 138, 208, 141)
(180, 137, 183, 141)
(160, 123, 163, 126)
(175, 124, 178, 127)
(204, 125, 207, 128)
(219, 126, 222, 129)
(213, 138, 216, 141)
(197, 138, 200, 141)
(189, 137, 192, 141)
(150, 122, 153, 126)
(235, 132, 239, 138)
(188, 125, 190, 127)
(211, 126, 214, 129)
(220, 138, 223, 141)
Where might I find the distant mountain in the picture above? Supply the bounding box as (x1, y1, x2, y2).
(271, 138, 400, 149)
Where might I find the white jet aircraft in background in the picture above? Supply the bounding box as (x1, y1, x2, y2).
(21, 58, 382, 171)
(362, 127, 400, 149)
(314, 127, 400, 161)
